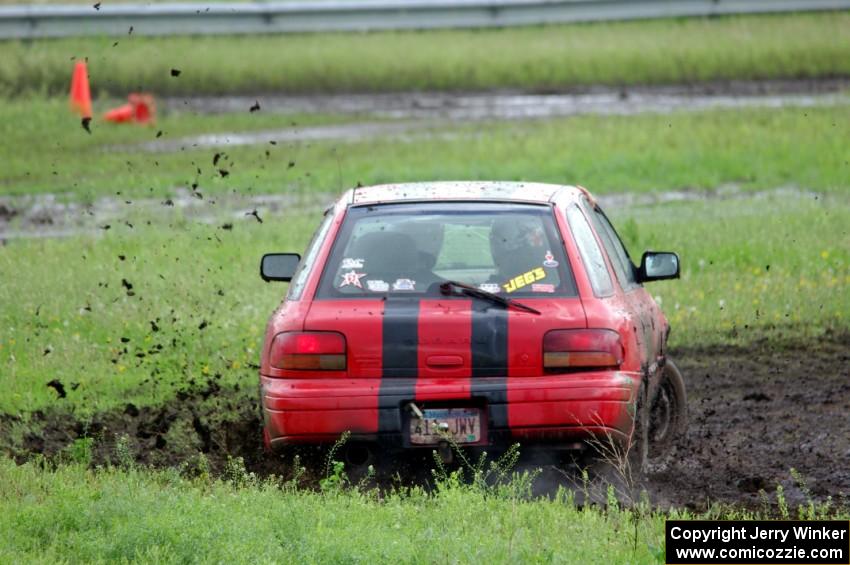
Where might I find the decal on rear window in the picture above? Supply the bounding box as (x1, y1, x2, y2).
(477, 283, 501, 294)
(503, 267, 546, 293)
(392, 278, 416, 291)
(366, 279, 389, 292)
(543, 250, 559, 268)
(339, 270, 367, 288)
(531, 283, 555, 293)
(340, 257, 365, 269)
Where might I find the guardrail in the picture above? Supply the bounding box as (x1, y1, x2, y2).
(1, 0, 849, 39)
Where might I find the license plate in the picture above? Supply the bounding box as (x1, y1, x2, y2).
(409, 408, 481, 445)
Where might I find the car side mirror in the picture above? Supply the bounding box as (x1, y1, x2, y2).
(260, 253, 301, 282)
(638, 251, 680, 282)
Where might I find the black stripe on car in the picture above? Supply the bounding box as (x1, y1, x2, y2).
(470, 302, 509, 429)
(378, 298, 420, 433)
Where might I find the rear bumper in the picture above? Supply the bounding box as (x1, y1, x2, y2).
(261, 372, 639, 449)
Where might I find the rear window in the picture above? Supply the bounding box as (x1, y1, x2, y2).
(316, 203, 577, 298)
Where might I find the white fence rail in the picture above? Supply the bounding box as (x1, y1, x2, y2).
(1, 0, 848, 39)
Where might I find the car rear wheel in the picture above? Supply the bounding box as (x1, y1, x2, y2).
(648, 359, 688, 459)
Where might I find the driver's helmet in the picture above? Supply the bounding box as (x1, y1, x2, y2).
(489, 216, 545, 276)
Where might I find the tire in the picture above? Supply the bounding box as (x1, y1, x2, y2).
(648, 359, 688, 459)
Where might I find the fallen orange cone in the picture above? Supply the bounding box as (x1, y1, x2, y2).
(104, 93, 156, 125)
(103, 103, 134, 123)
(69, 60, 93, 119)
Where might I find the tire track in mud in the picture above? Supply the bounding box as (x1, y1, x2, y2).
(1, 333, 848, 508)
(647, 332, 850, 510)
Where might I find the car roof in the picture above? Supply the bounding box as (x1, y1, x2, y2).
(345, 181, 586, 206)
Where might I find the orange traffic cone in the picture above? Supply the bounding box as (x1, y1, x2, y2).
(104, 93, 156, 125)
(103, 103, 134, 123)
(69, 61, 92, 119)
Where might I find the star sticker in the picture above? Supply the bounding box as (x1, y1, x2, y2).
(340, 270, 367, 288)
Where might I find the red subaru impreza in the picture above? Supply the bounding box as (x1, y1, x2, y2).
(259, 182, 686, 471)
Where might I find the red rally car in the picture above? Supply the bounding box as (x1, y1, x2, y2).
(259, 182, 687, 470)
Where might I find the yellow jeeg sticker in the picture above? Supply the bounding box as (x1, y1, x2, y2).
(503, 267, 545, 293)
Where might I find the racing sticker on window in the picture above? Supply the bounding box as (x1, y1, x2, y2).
(531, 283, 555, 293)
(341, 257, 364, 269)
(340, 270, 367, 288)
(392, 278, 416, 291)
(543, 250, 559, 268)
(367, 279, 389, 292)
(477, 283, 501, 294)
(503, 267, 546, 293)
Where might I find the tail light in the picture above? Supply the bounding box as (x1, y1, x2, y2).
(269, 331, 346, 372)
(543, 329, 623, 371)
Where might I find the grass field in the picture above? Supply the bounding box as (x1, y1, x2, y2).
(2, 453, 847, 563)
(0, 457, 790, 564)
(0, 97, 361, 199)
(2, 12, 850, 96)
(2, 98, 849, 200)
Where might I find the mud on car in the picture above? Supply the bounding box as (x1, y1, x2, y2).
(259, 182, 687, 474)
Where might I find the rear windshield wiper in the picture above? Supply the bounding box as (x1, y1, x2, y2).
(439, 280, 541, 315)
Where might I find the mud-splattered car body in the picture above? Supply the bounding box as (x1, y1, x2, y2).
(258, 182, 684, 466)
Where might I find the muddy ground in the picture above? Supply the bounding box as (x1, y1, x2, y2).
(0, 186, 820, 241)
(168, 78, 850, 119)
(2, 332, 848, 509)
(147, 81, 850, 153)
(647, 331, 850, 510)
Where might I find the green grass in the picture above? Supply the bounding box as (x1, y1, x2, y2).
(2, 99, 850, 200)
(613, 194, 850, 347)
(0, 97, 362, 199)
(3, 456, 845, 564)
(2, 12, 850, 96)
(0, 457, 678, 563)
(0, 218, 312, 416)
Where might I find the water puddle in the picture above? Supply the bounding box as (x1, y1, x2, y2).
(142, 80, 850, 151)
(170, 79, 850, 119)
(0, 190, 334, 241)
(139, 120, 437, 153)
(0, 186, 822, 241)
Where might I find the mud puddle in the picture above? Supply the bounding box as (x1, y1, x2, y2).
(2, 334, 848, 508)
(0, 189, 334, 241)
(147, 79, 850, 151)
(0, 378, 271, 476)
(137, 120, 438, 153)
(170, 78, 850, 119)
(0, 186, 822, 241)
